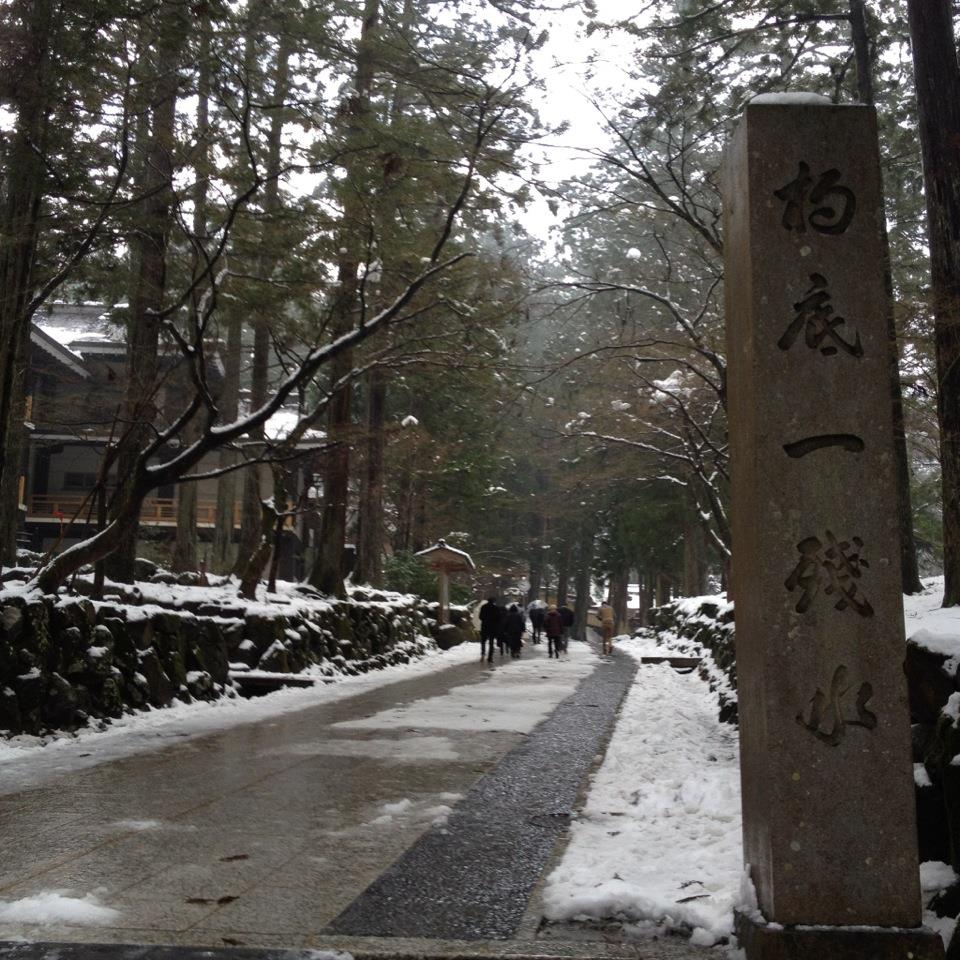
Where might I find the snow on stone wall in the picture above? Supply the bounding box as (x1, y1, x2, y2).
(646, 594, 737, 725)
(0, 576, 440, 737)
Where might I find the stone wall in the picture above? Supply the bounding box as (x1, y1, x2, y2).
(907, 641, 960, 875)
(0, 582, 440, 737)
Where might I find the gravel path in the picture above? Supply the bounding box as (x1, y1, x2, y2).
(325, 646, 640, 941)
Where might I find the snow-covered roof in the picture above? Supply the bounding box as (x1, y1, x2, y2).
(28, 325, 88, 378)
(415, 539, 476, 571)
(35, 302, 123, 358)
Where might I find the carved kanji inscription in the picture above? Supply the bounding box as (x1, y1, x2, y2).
(774, 162, 856, 235)
(785, 530, 874, 617)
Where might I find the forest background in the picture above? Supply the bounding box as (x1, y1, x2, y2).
(1, 0, 958, 629)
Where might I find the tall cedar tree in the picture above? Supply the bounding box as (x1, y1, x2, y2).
(105, 0, 191, 582)
(907, 0, 960, 606)
(309, 0, 382, 598)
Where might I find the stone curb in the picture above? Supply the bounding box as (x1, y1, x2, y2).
(0, 937, 708, 960)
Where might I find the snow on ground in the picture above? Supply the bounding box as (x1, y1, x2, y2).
(0, 892, 120, 926)
(905, 576, 960, 658)
(0, 642, 476, 795)
(542, 645, 741, 946)
(543, 577, 960, 946)
(366, 793, 462, 830)
(334, 648, 596, 734)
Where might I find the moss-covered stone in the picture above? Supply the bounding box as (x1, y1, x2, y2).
(0, 684, 21, 735)
(1, 605, 24, 644)
(41, 673, 81, 729)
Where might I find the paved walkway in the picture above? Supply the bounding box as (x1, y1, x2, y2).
(0, 639, 706, 959)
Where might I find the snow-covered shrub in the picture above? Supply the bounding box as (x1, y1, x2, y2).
(646, 594, 737, 725)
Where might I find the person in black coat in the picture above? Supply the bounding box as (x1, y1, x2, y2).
(478, 597, 502, 664)
(504, 604, 525, 658)
(544, 604, 564, 659)
(528, 603, 545, 643)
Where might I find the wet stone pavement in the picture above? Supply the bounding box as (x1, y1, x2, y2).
(324, 651, 638, 940)
(0, 639, 707, 960)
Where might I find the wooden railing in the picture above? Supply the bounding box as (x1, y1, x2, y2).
(28, 494, 242, 527)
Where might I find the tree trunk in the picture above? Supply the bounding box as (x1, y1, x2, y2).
(0, 0, 54, 566)
(655, 572, 669, 606)
(309, 0, 381, 597)
(683, 504, 707, 597)
(907, 0, 960, 606)
(556, 540, 571, 607)
(237, 499, 274, 601)
(234, 34, 292, 579)
(0, 357, 28, 566)
(235, 322, 270, 574)
(850, 0, 922, 594)
(105, 0, 188, 582)
(211, 308, 242, 572)
(526, 559, 542, 605)
(172, 28, 211, 574)
(357, 366, 387, 585)
(311, 360, 353, 596)
(572, 532, 593, 643)
(355, 0, 415, 588)
(411, 473, 427, 551)
(637, 571, 649, 628)
(611, 568, 629, 634)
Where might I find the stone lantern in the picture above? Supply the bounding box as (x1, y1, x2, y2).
(415, 539, 475, 625)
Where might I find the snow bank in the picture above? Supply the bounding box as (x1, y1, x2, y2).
(542, 660, 742, 945)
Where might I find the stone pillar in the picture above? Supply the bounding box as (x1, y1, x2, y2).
(724, 100, 942, 957)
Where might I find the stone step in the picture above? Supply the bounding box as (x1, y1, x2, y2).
(228, 670, 331, 696)
(639, 656, 701, 672)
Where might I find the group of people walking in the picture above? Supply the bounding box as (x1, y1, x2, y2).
(477, 598, 575, 663)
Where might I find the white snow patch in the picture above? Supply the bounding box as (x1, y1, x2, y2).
(921, 861, 958, 893)
(111, 819, 162, 831)
(944, 693, 960, 724)
(0, 891, 120, 925)
(925, 909, 957, 950)
(750, 92, 832, 105)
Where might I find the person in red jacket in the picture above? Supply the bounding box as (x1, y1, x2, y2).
(544, 604, 564, 659)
